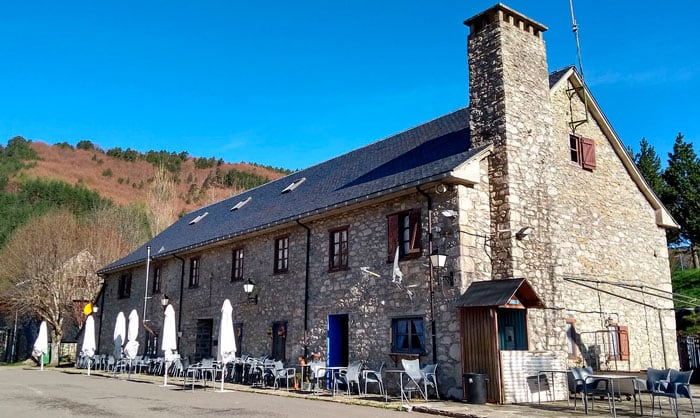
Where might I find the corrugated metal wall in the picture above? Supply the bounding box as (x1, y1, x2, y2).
(460, 307, 502, 403)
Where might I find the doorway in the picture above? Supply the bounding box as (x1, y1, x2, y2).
(194, 319, 213, 362)
(327, 314, 348, 367)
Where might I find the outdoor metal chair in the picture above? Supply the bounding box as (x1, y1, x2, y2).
(334, 361, 362, 395)
(272, 361, 296, 390)
(567, 367, 609, 411)
(652, 369, 696, 418)
(401, 359, 427, 401)
(362, 361, 384, 396)
(421, 363, 439, 399)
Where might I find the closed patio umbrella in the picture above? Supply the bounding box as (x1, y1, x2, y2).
(32, 321, 48, 371)
(217, 299, 236, 392)
(113, 312, 126, 361)
(161, 304, 177, 387)
(82, 315, 96, 376)
(125, 309, 140, 380)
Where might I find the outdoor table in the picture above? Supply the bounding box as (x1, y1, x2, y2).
(384, 368, 409, 403)
(584, 374, 639, 418)
(324, 366, 347, 395)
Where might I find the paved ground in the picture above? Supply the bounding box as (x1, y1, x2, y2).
(1, 366, 698, 417)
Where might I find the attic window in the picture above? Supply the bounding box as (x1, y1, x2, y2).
(189, 212, 209, 225)
(230, 197, 252, 211)
(569, 134, 596, 171)
(281, 177, 306, 194)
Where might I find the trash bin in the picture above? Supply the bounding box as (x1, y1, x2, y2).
(463, 373, 488, 404)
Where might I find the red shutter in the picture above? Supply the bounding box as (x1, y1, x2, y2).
(619, 325, 630, 361)
(387, 214, 398, 263)
(580, 137, 596, 170)
(408, 209, 422, 254)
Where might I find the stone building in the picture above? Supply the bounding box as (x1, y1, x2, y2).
(95, 4, 678, 403)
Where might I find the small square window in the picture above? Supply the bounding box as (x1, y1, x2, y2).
(387, 209, 422, 262)
(569, 134, 596, 170)
(391, 317, 426, 355)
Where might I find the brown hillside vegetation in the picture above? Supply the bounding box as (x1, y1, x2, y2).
(16, 141, 286, 215)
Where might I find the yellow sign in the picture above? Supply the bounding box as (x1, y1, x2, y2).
(83, 303, 92, 315)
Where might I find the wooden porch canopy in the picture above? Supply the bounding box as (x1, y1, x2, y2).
(456, 278, 545, 309)
(456, 278, 544, 403)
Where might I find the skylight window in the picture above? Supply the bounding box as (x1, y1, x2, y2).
(281, 177, 306, 194)
(230, 196, 252, 211)
(189, 212, 208, 225)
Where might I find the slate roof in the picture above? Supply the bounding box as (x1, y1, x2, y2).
(455, 278, 545, 308)
(100, 107, 484, 273)
(548, 65, 574, 88)
(100, 68, 575, 274)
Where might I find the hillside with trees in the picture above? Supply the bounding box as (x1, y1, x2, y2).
(0, 136, 290, 364)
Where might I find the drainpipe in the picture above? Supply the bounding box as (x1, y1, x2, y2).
(296, 219, 311, 359)
(173, 254, 186, 349)
(417, 186, 438, 365)
(97, 281, 106, 352)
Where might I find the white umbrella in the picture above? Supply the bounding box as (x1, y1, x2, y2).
(217, 299, 236, 392)
(113, 312, 126, 361)
(161, 304, 177, 387)
(125, 309, 140, 380)
(81, 315, 96, 376)
(32, 321, 48, 371)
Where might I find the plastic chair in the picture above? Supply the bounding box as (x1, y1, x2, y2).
(421, 363, 439, 399)
(272, 361, 296, 390)
(334, 361, 362, 395)
(567, 367, 608, 411)
(401, 359, 426, 401)
(652, 369, 696, 418)
(363, 361, 385, 396)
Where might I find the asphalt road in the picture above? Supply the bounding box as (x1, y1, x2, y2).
(0, 367, 418, 418)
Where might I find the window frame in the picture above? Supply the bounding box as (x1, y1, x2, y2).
(569, 134, 596, 170)
(274, 236, 289, 274)
(390, 316, 426, 355)
(607, 323, 629, 361)
(328, 226, 349, 272)
(387, 209, 422, 263)
(152, 265, 162, 294)
(231, 248, 244, 281)
(189, 256, 200, 288)
(118, 273, 132, 299)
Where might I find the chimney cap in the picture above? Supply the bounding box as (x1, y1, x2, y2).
(464, 3, 548, 34)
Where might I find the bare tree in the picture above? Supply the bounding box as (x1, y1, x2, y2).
(0, 209, 137, 365)
(147, 165, 178, 236)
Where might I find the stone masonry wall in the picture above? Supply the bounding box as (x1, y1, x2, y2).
(98, 188, 474, 397)
(547, 78, 678, 371)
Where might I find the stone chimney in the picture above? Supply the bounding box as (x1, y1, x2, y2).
(464, 4, 554, 281)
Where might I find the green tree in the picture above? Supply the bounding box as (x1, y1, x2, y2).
(633, 138, 664, 197)
(662, 133, 700, 267)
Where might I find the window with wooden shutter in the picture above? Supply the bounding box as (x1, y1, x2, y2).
(387, 214, 399, 262)
(580, 137, 596, 170)
(569, 134, 596, 171)
(619, 325, 630, 361)
(387, 209, 422, 262)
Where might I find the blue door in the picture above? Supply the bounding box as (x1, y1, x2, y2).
(327, 314, 348, 367)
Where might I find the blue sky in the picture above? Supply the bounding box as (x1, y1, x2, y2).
(1, 1, 697, 170)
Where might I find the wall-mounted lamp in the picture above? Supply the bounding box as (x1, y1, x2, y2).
(429, 251, 447, 269)
(160, 294, 170, 309)
(243, 279, 258, 305)
(515, 226, 533, 240)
